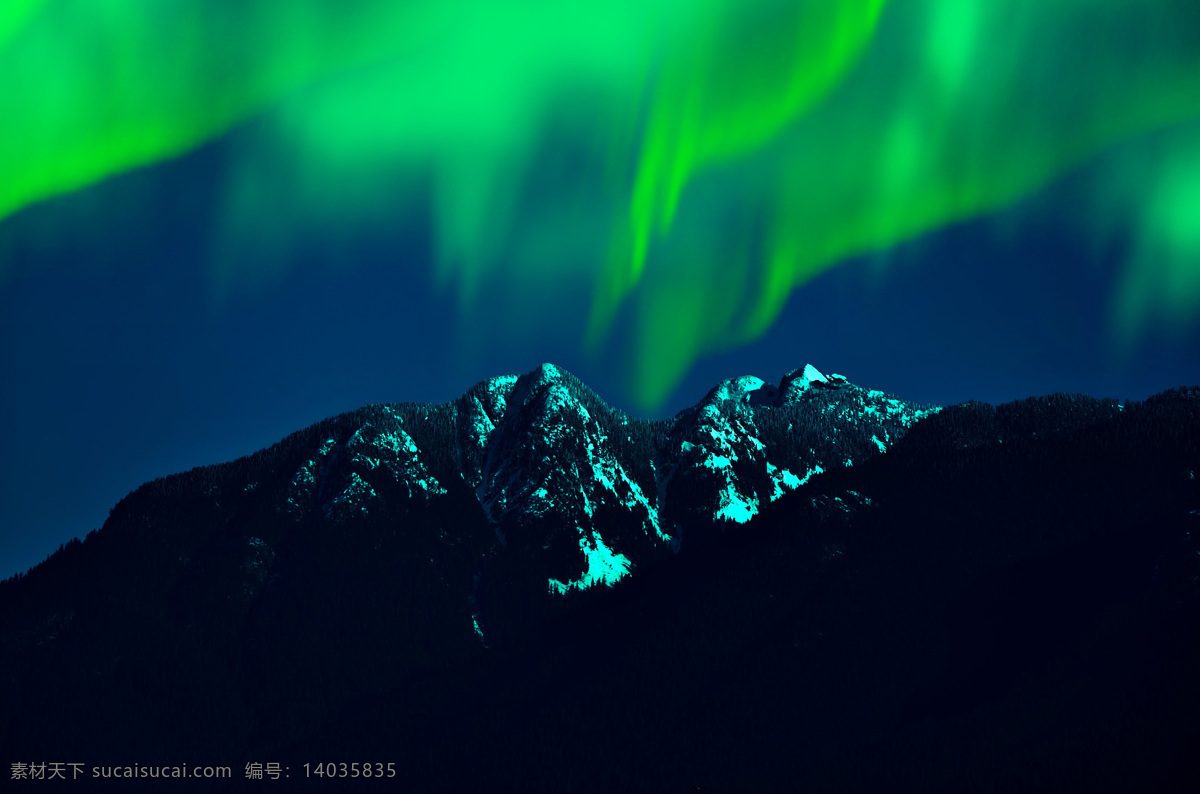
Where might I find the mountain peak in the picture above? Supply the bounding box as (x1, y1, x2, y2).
(776, 363, 851, 404)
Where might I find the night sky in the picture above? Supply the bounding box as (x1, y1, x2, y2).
(3, 0, 1199, 580)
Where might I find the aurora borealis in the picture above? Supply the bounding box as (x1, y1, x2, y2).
(2, 0, 1200, 578)
(4, 0, 1200, 404)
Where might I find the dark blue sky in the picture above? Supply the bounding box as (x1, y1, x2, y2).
(2, 137, 1198, 582)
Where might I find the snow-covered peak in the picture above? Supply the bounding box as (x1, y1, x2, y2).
(701, 375, 796, 413)
(802, 364, 829, 385)
(706, 376, 766, 404)
(482, 373, 518, 401)
(504, 362, 573, 413)
(778, 363, 851, 404)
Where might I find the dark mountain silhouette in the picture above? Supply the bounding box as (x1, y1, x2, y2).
(2, 363, 1198, 792)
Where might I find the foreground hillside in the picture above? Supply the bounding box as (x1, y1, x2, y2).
(2, 366, 1197, 791)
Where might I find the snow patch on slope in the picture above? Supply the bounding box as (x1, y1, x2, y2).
(547, 528, 633, 595)
(767, 462, 824, 502)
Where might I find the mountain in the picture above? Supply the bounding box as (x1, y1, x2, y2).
(2, 363, 1198, 792)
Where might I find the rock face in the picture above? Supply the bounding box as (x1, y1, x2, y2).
(3, 368, 1197, 793)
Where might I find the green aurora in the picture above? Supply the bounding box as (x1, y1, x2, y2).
(2, 0, 1199, 409)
